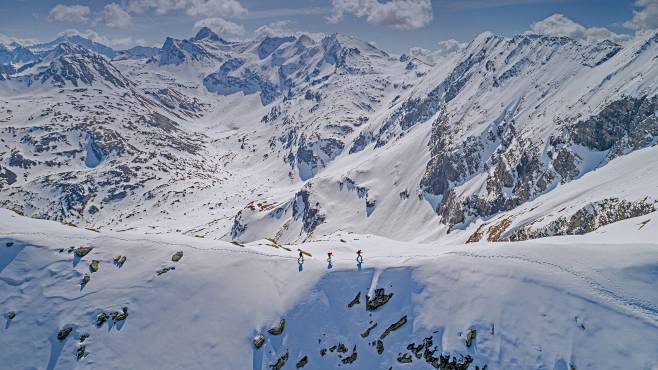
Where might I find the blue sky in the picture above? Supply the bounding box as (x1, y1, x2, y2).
(0, 0, 655, 52)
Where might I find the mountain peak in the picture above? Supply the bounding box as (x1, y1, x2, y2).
(194, 27, 223, 43)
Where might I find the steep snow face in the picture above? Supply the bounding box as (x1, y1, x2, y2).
(385, 32, 658, 230)
(1, 210, 657, 369)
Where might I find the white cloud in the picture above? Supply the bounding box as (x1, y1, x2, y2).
(125, 0, 247, 18)
(0, 33, 40, 46)
(240, 7, 329, 20)
(437, 0, 561, 11)
(194, 17, 246, 38)
(185, 0, 246, 17)
(624, 0, 658, 31)
(528, 14, 630, 43)
(48, 4, 91, 23)
(97, 3, 132, 28)
(254, 21, 292, 38)
(328, 0, 433, 30)
(436, 39, 466, 55)
(58, 29, 146, 49)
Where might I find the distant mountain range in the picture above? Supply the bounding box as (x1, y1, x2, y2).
(0, 26, 657, 244)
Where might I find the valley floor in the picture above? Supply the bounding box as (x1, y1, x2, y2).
(1, 208, 657, 369)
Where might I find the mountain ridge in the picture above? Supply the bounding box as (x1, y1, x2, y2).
(0, 28, 656, 245)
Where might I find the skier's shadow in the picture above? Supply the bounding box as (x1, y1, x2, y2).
(298, 260, 304, 272)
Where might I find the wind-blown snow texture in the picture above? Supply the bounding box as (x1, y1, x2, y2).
(1, 27, 658, 369)
(1, 210, 657, 369)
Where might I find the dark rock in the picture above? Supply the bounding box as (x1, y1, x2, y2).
(79, 334, 89, 343)
(111, 307, 128, 322)
(96, 312, 108, 327)
(398, 353, 413, 363)
(6, 311, 16, 320)
(89, 260, 99, 273)
(81, 274, 90, 286)
(466, 329, 476, 348)
(171, 251, 183, 262)
(341, 346, 357, 364)
(295, 355, 309, 368)
(366, 288, 393, 311)
(57, 327, 73, 341)
(113, 255, 127, 267)
(253, 335, 265, 349)
(376, 340, 384, 355)
(76, 345, 87, 361)
(320, 348, 327, 356)
(270, 352, 288, 370)
(291, 189, 326, 233)
(571, 95, 658, 155)
(337, 342, 348, 353)
(74, 246, 93, 257)
(422, 336, 436, 362)
(5, 241, 13, 247)
(156, 266, 175, 275)
(268, 319, 285, 335)
(430, 354, 474, 370)
(347, 291, 361, 308)
(360, 322, 377, 338)
(407, 342, 425, 359)
(507, 197, 656, 241)
(380, 315, 407, 340)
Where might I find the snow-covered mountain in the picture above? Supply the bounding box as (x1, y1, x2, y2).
(1, 26, 658, 369)
(1, 29, 657, 244)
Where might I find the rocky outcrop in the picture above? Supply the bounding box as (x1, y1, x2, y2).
(347, 291, 361, 308)
(292, 189, 326, 235)
(380, 315, 407, 340)
(204, 58, 280, 105)
(341, 346, 357, 364)
(156, 266, 175, 276)
(366, 288, 393, 311)
(171, 251, 183, 262)
(253, 335, 265, 349)
(111, 307, 129, 322)
(295, 137, 344, 180)
(0, 165, 17, 188)
(268, 319, 285, 335)
(113, 255, 126, 267)
(570, 95, 658, 160)
(360, 322, 377, 338)
(96, 312, 108, 327)
(419, 92, 658, 232)
(295, 355, 308, 368)
(270, 352, 288, 370)
(466, 329, 477, 347)
(397, 353, 413, 363)
(506, 198, 656, 241)
(74, 246, 93, 257)
(57, 327, 72, 341)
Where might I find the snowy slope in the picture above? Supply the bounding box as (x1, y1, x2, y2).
(1, 209, 657, 369)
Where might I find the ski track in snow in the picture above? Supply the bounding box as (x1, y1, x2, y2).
(447, 251, 658, 327)
(7, 226, 658, 327)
